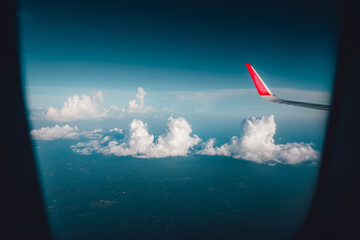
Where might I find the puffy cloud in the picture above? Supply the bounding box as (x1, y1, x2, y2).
(31, 125, 103, 140)
(71, 140, 102, 155)
(109, 128, 123, 134)
(83, 129, 104, 139)
(136, 87, 146, 107)
(31, 125, 81, 140)
(71, 116, 201, 158)
(197, 138, 230, 156)
(40, 88, 155, 121)
(127, 87, 153, 113)
(44, 91, 108, 122)
(152, 117, 201, 157)
(197, 115, 318, 164)
(110, 105, 119, 111)
(41, 114, 317, 164)
(101, 136, 111, 143)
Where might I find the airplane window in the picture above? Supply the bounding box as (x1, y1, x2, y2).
(19, 0, 340, 239)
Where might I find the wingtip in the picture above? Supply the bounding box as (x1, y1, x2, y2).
(245, 63, 273, 96)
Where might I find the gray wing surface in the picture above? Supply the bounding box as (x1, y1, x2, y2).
(261, 95, 330, 111)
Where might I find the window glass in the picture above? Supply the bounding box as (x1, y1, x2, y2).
(19, 0, 340, 239)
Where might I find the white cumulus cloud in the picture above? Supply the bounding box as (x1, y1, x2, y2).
(109, 128, 123, 134)
(197, 115, 318, 164)
(71, 116, 201, 158)
(41, 114, 317, 164)
(30, 125, 104, 140)
(152, 117, 201, 157)
(31, 125, 81, 140)
(83, 129, 104, 139)
(127, 87, 153, 114)
(44, 91, 108, 122)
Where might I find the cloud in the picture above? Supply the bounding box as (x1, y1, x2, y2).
(197, 115, 318, 164)
(197, 138, 230, 156)
(127, 87, 153, 113)
(40, 114, 317, 164)
(83, 129, 104, 139)
(109, 128, 123, 134)
(71, 116, 201, 158)
(110, 105, 119, 111)
(44, 91, 108, 122)
(31, 125, 81, 140)
(30, 125, 103, 140)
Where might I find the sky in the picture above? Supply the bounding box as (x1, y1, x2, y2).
(19, 0, 341, 163)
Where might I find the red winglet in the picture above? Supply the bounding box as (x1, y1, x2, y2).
(246, 63, 271, 96)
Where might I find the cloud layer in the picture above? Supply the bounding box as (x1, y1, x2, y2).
(33, 114, 318, 164)
(44, 91, 108, 122)
(71, 117, 201, 158)
(31, 125, 80, 140)
(31, 125, 104, 140)
(41, 88, 155, 121)
(197, 115, 318, 164)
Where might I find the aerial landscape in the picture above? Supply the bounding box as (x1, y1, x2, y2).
(19, 0, 339, 239)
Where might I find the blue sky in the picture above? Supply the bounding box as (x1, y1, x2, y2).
(20, 0, 339, 91)
(19, 0, 340, 161)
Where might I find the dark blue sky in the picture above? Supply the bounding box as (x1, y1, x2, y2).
(20, 0, 340, 91)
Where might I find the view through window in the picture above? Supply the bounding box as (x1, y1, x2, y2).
(19, 0, 340, 239)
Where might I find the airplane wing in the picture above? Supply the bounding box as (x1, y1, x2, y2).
(245, 63, 330, 111)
